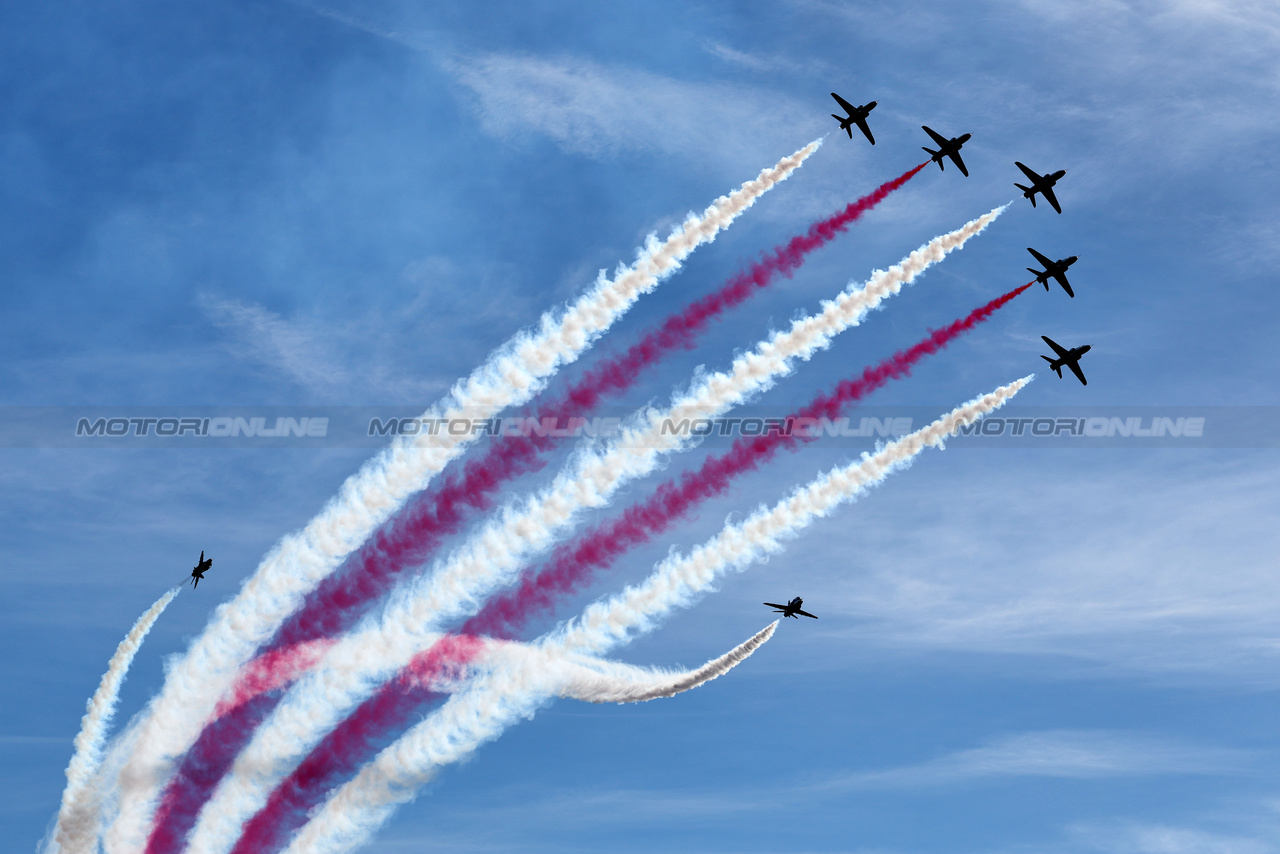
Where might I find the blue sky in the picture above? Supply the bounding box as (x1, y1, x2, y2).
(4, 1, 1280, 852)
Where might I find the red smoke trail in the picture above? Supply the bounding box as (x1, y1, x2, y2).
(229, 281, 1029, 854)
(146, 167, 926, 854)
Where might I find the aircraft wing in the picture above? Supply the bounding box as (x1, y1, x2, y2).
(1041, 335, 1070, 358)
(1027, 247, 1053, 267)
(1042, 185, 1062, 214)
(763, 602, 789, 611)
(1015, 161, 1042, 182)
(922, 125, 948, 146)
(1066, 359, 1087, 385)
(948, 150, 969, 177)
(855, 117, 875, 145)
(830, 92, 856, 114)
(1054, 274, 1075, 298)
(794, 608, 818, 619)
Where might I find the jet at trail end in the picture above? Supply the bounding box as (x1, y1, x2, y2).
(190, 551, 212, 588)
(765, 597, 818, 619)
(1040, 335, 1090, 385)
(830, 93, 877, 144)
(1015, 161, 1067, 213)
(1026, 247, 1079, 297)
(921, 126, 971, 176)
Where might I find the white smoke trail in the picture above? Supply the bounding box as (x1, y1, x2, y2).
(280, 380, 1028, 854)
(183, 205, 1006, 854)
(47, 588, 179, 854)
(557, 376, 1035, 655)
(190, 204, 1007, 845)
(281, 623, 777, 854)
(104, 140, 820, 854)
(552, 620, 777, 703)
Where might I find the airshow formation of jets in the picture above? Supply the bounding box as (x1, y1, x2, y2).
(831, 91, 1091, 386)
(191, 99, 1090, 625)
(760, 95, 1093, 620)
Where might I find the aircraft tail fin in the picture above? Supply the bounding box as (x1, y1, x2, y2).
(1028, 268, 1048, 290)
(1040, 355, 1062, 377)
(922, 147, 942, 170)
(1015, 183, 1036, 206)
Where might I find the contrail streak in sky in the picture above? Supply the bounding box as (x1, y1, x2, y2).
(49, 588, 178, 854)
(111, 140, 821, 854)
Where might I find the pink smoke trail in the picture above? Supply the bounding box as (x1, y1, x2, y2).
(228, 281, 1030, 854)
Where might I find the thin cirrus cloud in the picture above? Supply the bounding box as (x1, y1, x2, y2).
(441, 52, 821, 161)
(809, 455, 1280, 681)
(198, 293, 449, 401)
(829, 730, 1250, 790)
(199, 294, 353, 393)
(1068, 818, 1279, 854)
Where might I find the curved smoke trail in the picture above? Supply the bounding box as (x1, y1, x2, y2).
(280, 623, 778, 854)
(278, 379, 1029, 854)
(182, 205, 1006, 854)
(107, 139, 821, 854)
(49, 588, 179, 854)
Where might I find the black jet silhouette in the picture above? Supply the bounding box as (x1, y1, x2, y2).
(921, 125, 971, 176)
(1041, 335, 1091, 385)
(1015, 161, 1067, 213)
(764, 597, 818, 619)
(830, 92, 877, 144)
(190, 551, 212, 588)
(1026, 247, 1079, 298)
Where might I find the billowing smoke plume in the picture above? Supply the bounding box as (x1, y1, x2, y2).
(108, 140, 821, 854)
(49, 588, 178, 854)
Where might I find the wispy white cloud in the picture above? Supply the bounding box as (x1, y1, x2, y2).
(1070, 819, 1278, 854)
(199, 294, 352, 393)
(440, 52, 820, 162)
(830, 730, 1249, 790)
(804, 454, 1280, 681)
(701, 41, 827, 76)
(197, 293, 449, 401)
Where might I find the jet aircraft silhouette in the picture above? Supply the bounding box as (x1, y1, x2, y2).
(1040, 335, 1091, 385)
(1026, 247, 1079, 298)
(1015, 161, 1067, 213)
(921, 126, 971, 176)
(190, 551, 212, 588)
(830, 92, 877, 144)
(764, 597, 818, 619)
